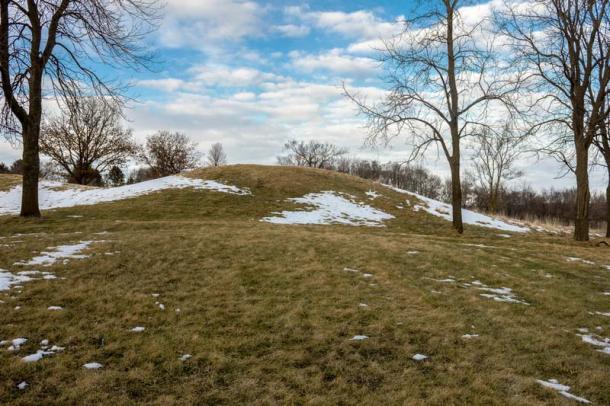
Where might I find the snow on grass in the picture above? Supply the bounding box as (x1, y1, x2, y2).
(566, 257, 595, 265)
(365, 190, 381, 199)
(130, 326, 145, 332)
(262, 191, 394, 227)
(578, 334, 610, 355)
(17, 381, 28, 390)
(595, 311, 610, 317)
(430, 277, 528, 304)
(479, 287, 529, 305)
(83, 362, 103, 369)
(350, 335, 369, 341)
(536, 379, 590, 404)
(15, 241, 96, 266)
(385, 185, 529, 232)
(0, 175, 250, 215)
(461, 334, 479, 339)
(47, 306, 63, 311)
(22, 350, 54, 363)
(179, 354, 192, 362)
(3, 338, 27, 351)
(412, 354, 428, 361)
(0, 269, 36, 291)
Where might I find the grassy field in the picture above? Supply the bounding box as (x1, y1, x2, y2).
(0, 165, 609, 405)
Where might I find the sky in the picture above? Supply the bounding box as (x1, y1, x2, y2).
(0, 0, 607, 191)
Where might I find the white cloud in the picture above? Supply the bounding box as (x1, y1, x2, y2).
(287, 6, 402, 41)
(273, 24, 311, 38)
(289, 49, 379, 77)
(159, 0, 266, 49)
(189, 65, 283, 87)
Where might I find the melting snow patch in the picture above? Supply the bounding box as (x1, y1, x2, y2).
(179, 354, 192, 362)
(262, 191, 394, 227)
(412, 354, 428, 361)
(479, 287, 529, 305)
(595, 312, 610, 317)
(536, 379, 590, 404)
(17, 381, 28, 390)
(47, 306, 63, 311)
(578, 334, 610, 355)
(462, 334, 479, 339)
(566, 257, 595, 265)
(0, 269, 38, 291)
(385, 185, 529, 232)
(83, 362, 103, 369)
(15, 241, 97, 266)
(130, 326, 145, 333)
(365, 190, 381, 199)
(350, 335, 369, 341)
(0, 176, 250, 215)
(22, 350, 54, 363)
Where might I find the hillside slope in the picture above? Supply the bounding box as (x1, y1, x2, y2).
(0, 165, 609, 405)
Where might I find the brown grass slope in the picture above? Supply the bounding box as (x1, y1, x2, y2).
(0, 165, 608, 405)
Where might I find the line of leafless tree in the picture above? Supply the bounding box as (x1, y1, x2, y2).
(345, 0, 610, 241)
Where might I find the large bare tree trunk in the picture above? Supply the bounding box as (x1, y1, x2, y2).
(574, 143, 590, 241)
(606, 180, 610, 238)
(20, 121, 41, 217)
(450, 156, 463, 234)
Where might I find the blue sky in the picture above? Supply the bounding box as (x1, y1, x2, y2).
(0, 0, 607, 191)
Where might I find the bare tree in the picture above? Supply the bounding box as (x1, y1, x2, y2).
(207, 142, 227, 167)
(139, 131, 202, 177)
(0, 0, 160, 216)
(41, 98, 136, 185)
(346, 0, 518, 233)
(471, 125, 524, 213)
(277, 140, 347, 169)
(500, 0, 610, 241)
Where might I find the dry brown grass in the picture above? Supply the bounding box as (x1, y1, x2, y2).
(0, 174, 21, 191)
(0, 166, 609, 405)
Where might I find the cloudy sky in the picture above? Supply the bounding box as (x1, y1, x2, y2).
(0, 0, 607, 191)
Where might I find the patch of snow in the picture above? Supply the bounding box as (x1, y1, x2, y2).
(179, 354, 192, 362)
(0, 269, 36, 291)
(566, 257, 595, 265)
(83, 362, 103, 369)
(7, 338, 27, 351)
(47, 306, 63, 311)
(579, 334, 610, 355)
(350, 335, 369, 341)
(365, 190, 381, 199)
(0, 176, 250, 215)
(15, 241, 96, 266)
(262, 191, 394, 227)
(358, 303, 369, 308)
(595, 312, 610, 317)
(130, 326, 145, 333)
(362, 273, 373, 278)
(40, 339, 49, 346)
(22, 350, 54, 363)
(385, 185, 529, 232)
(407, 251, 419, 255)
(602, 292, 610, 296)
(536, 379, 590, 404)
(462, 334, 479, 339)
(17, 381, 28, 390)
(158, 303, 165, 311)
(412, 354, 428, 361)
(497, 234, 511, 238)
(343, 267, 360, 273)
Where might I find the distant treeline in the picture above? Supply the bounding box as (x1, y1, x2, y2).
(333, 158, 607, 229)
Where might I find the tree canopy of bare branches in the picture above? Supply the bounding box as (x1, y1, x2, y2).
(277, 140, 348, 169)
(346, 0, 519, 234)
(471, 125, 524, 213)
(499, 0, 610, 241)
(139, 131, 202, 177)
(207, 142, 227, 167)
(0, 0, 161, 216)
(41, 97, 136, 185)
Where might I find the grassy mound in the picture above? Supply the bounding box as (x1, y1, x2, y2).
(0, 165, 608, 404)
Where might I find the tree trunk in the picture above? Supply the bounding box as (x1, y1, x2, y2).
(20, 122, 41, 217)
(450, 159, 464, 234)
(573, 143, 590, 241)
(606, 181, 610, 238)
